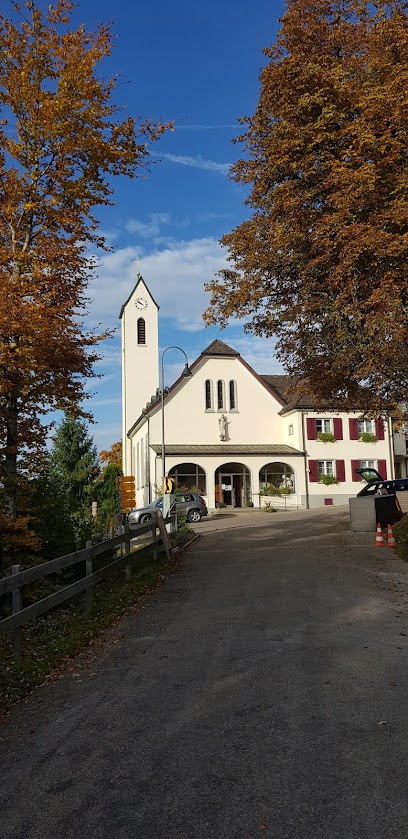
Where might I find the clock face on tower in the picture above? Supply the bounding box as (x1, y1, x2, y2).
(134, 297, 148, 310)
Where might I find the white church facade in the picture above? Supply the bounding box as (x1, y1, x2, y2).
(121, 275, 400, 511)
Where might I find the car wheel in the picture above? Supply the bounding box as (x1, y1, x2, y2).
(188, 509, 201, 523)
(140, 514, 152, 524)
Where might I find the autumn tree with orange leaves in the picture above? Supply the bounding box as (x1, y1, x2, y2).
(205, 0, 408, 412)
(99, 441, 122, 475)
(0, 1, 172, 569)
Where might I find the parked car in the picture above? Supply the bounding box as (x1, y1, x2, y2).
(128, 492, 208, 529)
(355, 467, 408, 497)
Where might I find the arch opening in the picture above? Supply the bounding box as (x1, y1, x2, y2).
(259, 462, 295, 494)
(215, 462, 251, 508)
(168, 462, 207, 495)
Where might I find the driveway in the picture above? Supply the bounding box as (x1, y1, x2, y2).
(2, 508, 408, 838)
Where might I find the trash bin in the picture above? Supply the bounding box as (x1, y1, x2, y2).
(349, 494, 403, 532)
(349, 496, 377, 532)
(374, 494, 402, 528)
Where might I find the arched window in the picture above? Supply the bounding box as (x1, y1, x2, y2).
(169, 463, 207, 495)
(229, 380, 237, 411)
(205, 379, 213, 411)
(259, 462, 295, 493)
(137, 318, 146, 345)
(217, 380, 225, 411)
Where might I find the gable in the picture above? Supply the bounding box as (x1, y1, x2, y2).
(119, 275, 159, 319)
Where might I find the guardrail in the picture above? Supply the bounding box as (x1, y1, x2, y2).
(0, 512, 176, 665)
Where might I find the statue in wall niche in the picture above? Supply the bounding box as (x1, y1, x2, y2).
(218, 413, 229, 441)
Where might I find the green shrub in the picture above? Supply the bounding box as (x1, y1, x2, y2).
(261, 484, 279, 496)
(360, 432, 377, 443)
(262, 502, 276, 513)
(393, 514, 408, 562)
(176, 514, 195, 545)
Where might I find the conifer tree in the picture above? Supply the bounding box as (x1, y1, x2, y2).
(49, 415, 99, 549)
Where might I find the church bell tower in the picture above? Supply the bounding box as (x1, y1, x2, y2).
(120, 272, 159, 475)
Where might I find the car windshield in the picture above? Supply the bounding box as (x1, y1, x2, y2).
(147, 498, 162, 507)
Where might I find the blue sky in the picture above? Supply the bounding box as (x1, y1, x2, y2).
(21, 0, 288, 449)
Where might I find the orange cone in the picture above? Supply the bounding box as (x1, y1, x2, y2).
(374, 523, 385, 547)
(387, 524, 396, 548)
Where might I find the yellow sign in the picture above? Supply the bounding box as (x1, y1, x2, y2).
(163, 476, 175, 494)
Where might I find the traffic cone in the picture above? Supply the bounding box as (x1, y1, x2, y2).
(373, 523, 385, 547)
(386, 524, 396, 549)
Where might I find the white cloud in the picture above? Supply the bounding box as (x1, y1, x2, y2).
(155, 152, 231, 176)
(230, 335, 284, 375)
(88, 237, 228, 332)
(125, 213, 171, 238)
(91, 397, 122, 407)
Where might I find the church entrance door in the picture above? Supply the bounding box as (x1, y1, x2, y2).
(220, 473, 233, 506)
(215, 463, 251, 508)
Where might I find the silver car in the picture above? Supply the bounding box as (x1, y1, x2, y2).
(128, 492, 208, 528)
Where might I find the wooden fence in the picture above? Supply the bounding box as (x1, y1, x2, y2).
(0, 511, 176, 665)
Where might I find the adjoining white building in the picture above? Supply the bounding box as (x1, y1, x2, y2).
(120, 274, 400, 511)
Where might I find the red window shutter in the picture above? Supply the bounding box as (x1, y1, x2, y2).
(377, 459, 387, 479)
(351, 459, 362, 482)
(375, 418, 385, 440)
(349, 418, 358, 440)
(333, 418, 343, 440)
(336, 460, 345, 482)
(308, 460, 318, 482)
(306, 418, 317, 440)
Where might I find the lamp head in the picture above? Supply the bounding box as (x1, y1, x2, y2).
(182, 362, 193, 378)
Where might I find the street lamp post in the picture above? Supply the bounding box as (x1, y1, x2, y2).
(161, 346, 192, 487)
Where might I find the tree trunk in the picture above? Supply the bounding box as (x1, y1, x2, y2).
(2, 394, 18, 571)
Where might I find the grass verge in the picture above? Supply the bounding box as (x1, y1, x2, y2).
(0, 548, 180, 714)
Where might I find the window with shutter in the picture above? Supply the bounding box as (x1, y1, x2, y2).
(306, 418, 317, 440)
(375, 418, 385, 440)
(358, 419, 374, 435)
(333, 418, 343, 440)
(349, 419, 358, 440)
(316, 418, 332, 433)
(351, 459, 362, 481)
(137, 318, 146, 345)
(336, 460, 345, 482)
(377, 459, 387, 479)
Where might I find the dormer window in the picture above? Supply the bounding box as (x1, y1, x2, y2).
(137, 318, 146, 345)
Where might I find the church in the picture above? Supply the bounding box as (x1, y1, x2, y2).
(120, 275, 401, 511)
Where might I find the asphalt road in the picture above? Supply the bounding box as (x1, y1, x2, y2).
(2, 508, 408, 839)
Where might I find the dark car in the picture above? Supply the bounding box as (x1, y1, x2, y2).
(355, 467, 408, 497)
(128, 492, 208, 529)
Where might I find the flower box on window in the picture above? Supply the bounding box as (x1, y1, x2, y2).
(316, 431, 336, 443)
(359, 432, 377, 443)
(318, 474, 339, 486)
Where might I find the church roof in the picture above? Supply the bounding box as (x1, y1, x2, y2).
(201, 339, 240, 357)
(150, 444, 304, 456)
(261, 374, 366, 414)
(119, 274, 159, 319)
